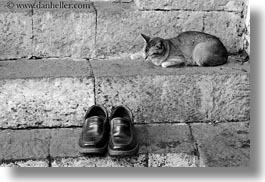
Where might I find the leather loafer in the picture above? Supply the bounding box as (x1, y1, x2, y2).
(108, 105, 139, 156)
(78, 105, 109, 154)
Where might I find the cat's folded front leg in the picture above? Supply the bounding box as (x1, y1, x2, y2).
(161, 57, 186, 68)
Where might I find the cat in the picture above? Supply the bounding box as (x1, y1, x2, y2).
(130, 31, 228, 68)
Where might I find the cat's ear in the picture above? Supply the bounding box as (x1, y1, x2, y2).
(140, 33, 150, 43)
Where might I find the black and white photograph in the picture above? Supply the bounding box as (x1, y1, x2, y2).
(0, 0, 253, 170)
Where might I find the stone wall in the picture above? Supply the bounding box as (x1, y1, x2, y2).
(0, 0, 250, 60)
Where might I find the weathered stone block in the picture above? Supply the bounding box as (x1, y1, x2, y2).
(92, 59, 249, 123)
(148, 153, 197, 167)
(204, 11, 245, 53)
(135, 0, 246, 12)
(0, 59, 94, 128)
(146, 124, 195, 154)
(96, 74, 203, 122)
(0, 12, 32, 60)
(95, 2, 204, 58)
(0, 160, 49, 167)
(201, 74, 250, 121)
(191, 122, 250, 167)
(52, 155, 147, 167)
(33, 9, 96, 58)
(0, 129, 50, 161)
(0, 77, 94, 128)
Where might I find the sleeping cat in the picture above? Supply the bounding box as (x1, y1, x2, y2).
(131, 31, 228, 68)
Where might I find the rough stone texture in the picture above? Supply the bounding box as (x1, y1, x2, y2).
(146, 124, 195, 154)
(0, 78, 94, 128)
(0, 160, 49, 167)
(204, 11, 245, 53)
(94, 2, 204, 58)
(33, 9, 96, 58)
(0, 11, 32, 60)
(203, 74, 250, 121)
(0, 129, 50, 161)
(92, 59, 250, 123)
(191, 122, 250, 167)
(148, 153, 197, 167)
(135, 0, 246, 12)
(0, 59, 94, 129)
(52, 155, 147, 167)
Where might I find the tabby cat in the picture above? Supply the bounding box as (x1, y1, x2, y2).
(131, 31, 228, 68)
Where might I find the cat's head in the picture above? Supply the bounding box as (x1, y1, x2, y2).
(141, 33, 167, 60)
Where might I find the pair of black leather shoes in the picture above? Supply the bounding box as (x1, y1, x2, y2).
(78, 105, 138, 156)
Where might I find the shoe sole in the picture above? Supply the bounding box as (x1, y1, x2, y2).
(78, 142, 108, 154)
(108, 144, 139, 156)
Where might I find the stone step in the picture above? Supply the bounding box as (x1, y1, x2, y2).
(0, 57, 250, 129)
(0, 0, 247, 59)
(0, 58, 94, 129)
(0, 121, 250, 167)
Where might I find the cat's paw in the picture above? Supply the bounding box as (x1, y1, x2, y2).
(161, 61, 185, 68)
(130, 54, 138, 60)
(130, 52, 144, 60)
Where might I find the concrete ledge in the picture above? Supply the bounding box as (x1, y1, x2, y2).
(92, 58, 250, 123)
(0, 58, 250, 128)
(0, 59, 94, 129)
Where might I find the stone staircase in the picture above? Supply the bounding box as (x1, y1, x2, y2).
(0, 0, 250, 167)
